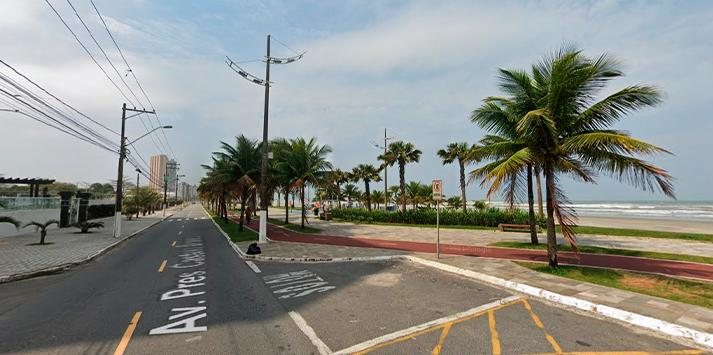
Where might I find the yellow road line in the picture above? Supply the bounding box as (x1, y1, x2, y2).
(351, 298, 520, 354)
(157, 260, 167, 272)
(171, 240, 176, 247)
(431, 321, 453, 355)
(522, 299, 563, 353)
(530, 351, 704, 355)
(488, 310, 501, 355)
(113, 311, 142, 355)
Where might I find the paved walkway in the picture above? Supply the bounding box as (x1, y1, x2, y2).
(230, 238, 713, 338)
(244, 215, 713, 281)
(0, 208, 178, 282)
(268, 207, 713, 257)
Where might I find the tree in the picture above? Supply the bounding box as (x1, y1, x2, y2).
(277, 137, 332, 229)
(445, 196, 462, 209)
(326, 169, 350, 209)
(472, 46, 673, 267)
(437, 142, 480, 212)
(0, 216, 20, 229)
(371, 190, 385, 210)
(350, 164, 382, 212)
(379, 141, 422, 212)
(342, 183, 360, 207)
(24, 220, 59, 245)
(72, 221, 104, 233)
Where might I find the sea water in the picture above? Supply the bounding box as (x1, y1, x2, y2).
(490, 201, 713, 221)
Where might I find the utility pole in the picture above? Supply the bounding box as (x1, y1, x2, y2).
(113, 103, 156, 238)
(163, 173, 168, 216)
(175, 174, 185, 204)
(135, 168, 140, 219)
(258, 34, 271, 244)
(372, 128, 393, 211)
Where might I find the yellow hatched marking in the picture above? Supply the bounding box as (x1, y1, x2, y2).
(431, 321, 453, 355)
(113, 311, 142, 355)
(157, 260, 167, 272)
(488, 310, 501, 355)
(522, 299, 563, 353)
(354, 299, 520, 354)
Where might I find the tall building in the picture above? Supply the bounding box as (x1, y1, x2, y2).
(166, 159, 178, 192)
(149, 154, 168, 191)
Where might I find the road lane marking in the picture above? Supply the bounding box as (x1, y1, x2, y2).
(431, 321, 452, 355)
(113, 311, 142, 355)
(522, 299, 562, 353)
(488, 310, 501, 355)
(171, 241, 177, 247)
(158, 260, 167, 272)
(335, 295, 523, 354)
(289, 311, 332, 355)
(245, 260, 261, 273)
(178, 231, 183, 235)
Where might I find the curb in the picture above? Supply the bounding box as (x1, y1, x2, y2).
(0, 213, 173, 284)
(205, 205, 713, 350)
(403, 255, 713, 351)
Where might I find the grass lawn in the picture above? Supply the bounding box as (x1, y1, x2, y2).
(267, 218, 322, 234)
(491, 241, 713, 265)
(333, 218, 713, 243)
(210, 214, 258, 242)
(517, 261, 713, 309)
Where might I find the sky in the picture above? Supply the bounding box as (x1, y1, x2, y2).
(1, 0, 712, 201)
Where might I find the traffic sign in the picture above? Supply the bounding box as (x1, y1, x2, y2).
(432, 179, 443, 201)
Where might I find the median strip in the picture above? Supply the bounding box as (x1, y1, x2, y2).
(113, 311, 141, 355)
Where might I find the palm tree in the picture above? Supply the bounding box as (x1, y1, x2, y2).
(327, 169, 350, 208)
(445, 196, 462, 209)
(350, 164, 382, 212)
(278, 137, 332, 229)
(342, 183, 360, 207)
(24, 220, 59, 245)
(0, 216, 20, 230)
(379, 141, 422, 212)
(271, 138, 296, 224)
(437, 142, 480, 212)
(473, 46, 673, 267)
(371, 190, 385, 210)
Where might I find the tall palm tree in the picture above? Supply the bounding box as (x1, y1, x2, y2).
(278, 137, 333, 229)
(350, 164, 382, 212)
(379, 141, 422, 212)
(371, 190, 384, 209)
(327, 169, 350, 208)
(473, 46, 673, 267)
(437, 142, 480, 212)
(271, 138, 297, 224)
(342, 183, 360, 207)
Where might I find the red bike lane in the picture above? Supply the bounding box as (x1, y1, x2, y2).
(239, 218, 713, 282)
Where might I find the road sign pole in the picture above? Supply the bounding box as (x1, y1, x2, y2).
(436, 200, 440, 259)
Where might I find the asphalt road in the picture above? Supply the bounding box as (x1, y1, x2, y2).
(0, 204, 315, 354)
(0, 204, 704, 354)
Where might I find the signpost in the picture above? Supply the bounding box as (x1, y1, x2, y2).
(432, 179, 443, 259)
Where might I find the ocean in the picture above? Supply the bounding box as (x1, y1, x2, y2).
(490, 201, 713, 221)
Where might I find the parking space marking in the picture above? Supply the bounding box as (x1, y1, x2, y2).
(289, 311, 332, 355)
(522, 299, 562, 353)
(431, 321, 453, 355)
(488, 310, 501, 355)
(334, 295, 523, 354)
(113, 311, 142, 355)
(245, 260, 261, 273)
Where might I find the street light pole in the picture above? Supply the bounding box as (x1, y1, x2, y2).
(258, 34, 271, 244)
(135, 168, 140, 219)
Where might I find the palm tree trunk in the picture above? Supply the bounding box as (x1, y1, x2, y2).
(365, 180, 371, 212)
(40, 230, 46, 245)
(238, 195, 246, 232)
(337, 183, 342, 208)
(399, 161, 406, 212)
(459, 160, 467, 213)
(535, 165, 544, 216)
(544, 163, 558, 268)
(527, 164, 538, 245)
(300, 185, 306, 229)
(284, 187, 290, 224)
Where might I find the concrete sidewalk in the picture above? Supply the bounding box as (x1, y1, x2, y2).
(268, 207, 713, 257)
(232, 238, 713, 343)
(0, 208, 178, 283)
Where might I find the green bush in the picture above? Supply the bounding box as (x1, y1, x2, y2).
(87, 204, 115, 220)
(330, 208, 545, 228)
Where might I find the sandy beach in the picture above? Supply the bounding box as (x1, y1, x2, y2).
(577, 215, 713, 234)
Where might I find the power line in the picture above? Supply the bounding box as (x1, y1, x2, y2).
(90, 0, 175, 159)
(44, 0, 136, 106)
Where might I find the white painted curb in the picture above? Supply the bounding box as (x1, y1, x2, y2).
(403, 255, 713, 350)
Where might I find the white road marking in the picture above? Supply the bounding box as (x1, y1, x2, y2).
(288, 311, 332, 355)
(333, 295, 523, 354)
(185, 335, 202, 342)
(245, 260, 261, 273)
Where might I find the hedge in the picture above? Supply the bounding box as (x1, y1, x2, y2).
(87, 204, 115, 220)
(330, 207, 545, 228)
